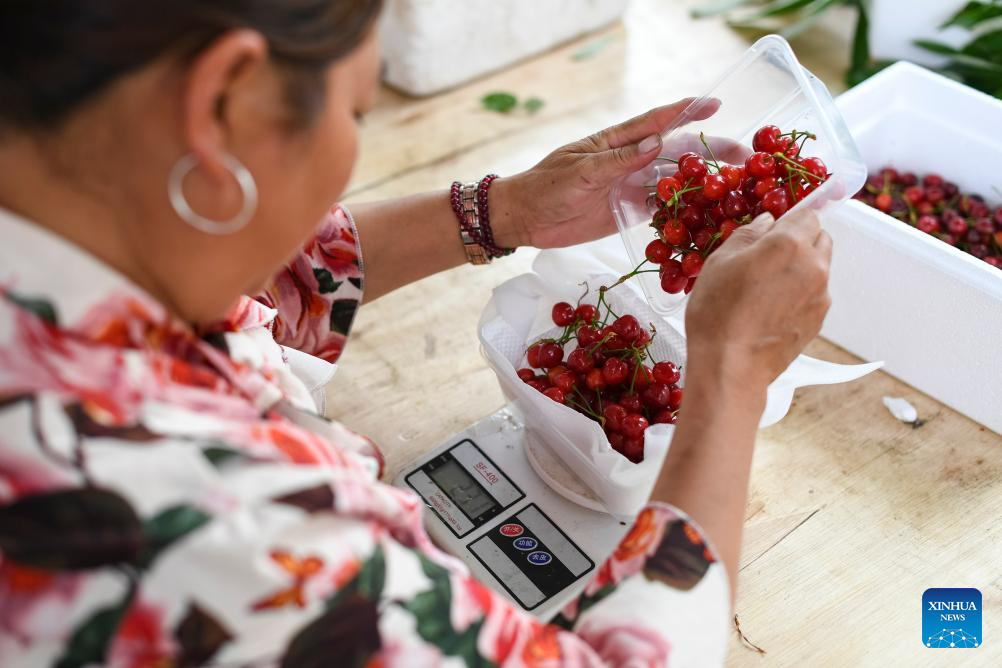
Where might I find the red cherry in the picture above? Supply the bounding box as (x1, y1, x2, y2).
(607, 431, 625, 451)
(916, 215, 940, 234)
(603, 403, 627, 432)
(707, 203, 726, 223)
(546, 365, 568, 386)
(660, 258, 682, 281)
(692, 228, 713, 251)
(620, 392, 642, 413)
(652, 361, 681, 385)
(903, 186, 925, 205)
(723, 190, 750, 218)
(575, 303, 599, 323)
(923, 173, 944, 188)
(517, 368, 535, 382)
(621, 413, 649, 439)
(684, 277, 697, 294)
(719, 164, 743, 190)
(753, 176, 779, 201)
(526, 380, 547, 392)
(631, 365, 652, 391)
(752, 125, 782, 153)
(576, 325, 600, 347)
(653, 410, 677, 424)
(663, 219, 690, 246)
(526, 343, 542, 368)
(745, 152, 776, 178)
(681, 253, 704, 277)
(875, 193, 892, 212)
(656, 177, 682, 202)
(567, 347, 595, 374)
(762, 187, 790, 218)
(679, 153, 709, 179)
(543, 387, 566, 403)
(612, 315, 641, 341)
(537, 342, 563, 369)
(702, 173, 728, 200)
(645, 239, 671, 264)
(719, 219, 739, 240)
(585, 368, 606, 391)
(642, 382, 672, 407)
(800, 157, 827, 183)
(679, 205, 705, 230)
(622, 437, 644, 463)
(553, 371, 576, 393)
(551, 302, 575, 327)
(668, 386, 684, 410)
(634, 329, 651, 347)
(602, 357, 630, 385)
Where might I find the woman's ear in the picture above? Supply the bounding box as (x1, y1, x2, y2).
(181, 29, 269, 183)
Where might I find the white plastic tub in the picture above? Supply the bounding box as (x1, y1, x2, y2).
(821, 62, 1002, 435)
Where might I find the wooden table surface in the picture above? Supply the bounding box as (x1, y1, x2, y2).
(329, 1, 1002, 665)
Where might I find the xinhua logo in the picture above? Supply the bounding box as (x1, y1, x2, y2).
(923, 588, 982, 648)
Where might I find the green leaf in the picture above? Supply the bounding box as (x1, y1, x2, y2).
(779, 0, 841, 38)
(741, 0, 816, 22)
(690, 0, 757, 18)
(201, 444, 246, 468)
(0, 488, 143, 570)
(915, 38, 962, 56)
(55, 586, 135, 668)
(5, 292, 58, 325)
(943, 1, 1002, 29)
(963, 28, 1002, 60)
(329, 298, 358, 335)
(848, 1, 871, 80)
(140, 505, 211, 568)
(174, 603, 233, 667)
(481, 92, 518, 114)
(312, 267, 340, 294)
(523, 97, 545, 114)
(324, 547, 385, 612)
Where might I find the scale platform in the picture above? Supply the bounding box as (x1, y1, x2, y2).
(394, 406, 632, 621)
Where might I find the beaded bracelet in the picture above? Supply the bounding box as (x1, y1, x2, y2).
(450, 174, 516, 264)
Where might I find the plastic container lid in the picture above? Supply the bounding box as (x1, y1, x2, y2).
(609, 35, 867, 316)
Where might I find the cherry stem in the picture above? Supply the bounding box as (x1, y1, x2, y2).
(699, 132, 720, 171)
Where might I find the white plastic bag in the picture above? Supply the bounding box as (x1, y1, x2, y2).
(478, 235, 882, 518)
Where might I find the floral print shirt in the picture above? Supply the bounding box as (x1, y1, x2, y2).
(0, 205, 730, 667)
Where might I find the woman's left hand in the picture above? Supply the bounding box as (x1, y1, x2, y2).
(492, 97, 719, 250)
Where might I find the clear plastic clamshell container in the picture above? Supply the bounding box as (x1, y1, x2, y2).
(609, 35, 867, 315)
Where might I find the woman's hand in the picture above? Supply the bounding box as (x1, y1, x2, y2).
(685, 209, 833, 393)
(491, 98, 720, 249)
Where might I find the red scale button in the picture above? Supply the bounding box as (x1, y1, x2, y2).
(499, 523, 524, 538)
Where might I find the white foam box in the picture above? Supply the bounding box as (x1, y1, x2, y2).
(378, 0, 630, 96)
(820, 62, 1002, 435)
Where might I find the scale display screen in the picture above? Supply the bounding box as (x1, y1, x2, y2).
(427, 459, 498, 519)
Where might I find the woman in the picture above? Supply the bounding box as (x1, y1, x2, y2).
(0, 2, 831, 666)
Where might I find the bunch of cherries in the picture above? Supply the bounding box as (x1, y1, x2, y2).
(645, 125, 830, 294)
(518, 293, 682, 464)
(855, 166, 1002, 268)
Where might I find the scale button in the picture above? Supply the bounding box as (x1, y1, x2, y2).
(499, 523, 524, 538)
(526, 551, 552, 566)
(512, 537, 538, 551)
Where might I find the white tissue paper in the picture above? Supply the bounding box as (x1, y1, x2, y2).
(478, 234, 883, 518)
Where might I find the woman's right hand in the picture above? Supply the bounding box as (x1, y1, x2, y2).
(684, 209, 833, 394)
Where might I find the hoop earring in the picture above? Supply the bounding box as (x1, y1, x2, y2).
(168, 153, 258, 235)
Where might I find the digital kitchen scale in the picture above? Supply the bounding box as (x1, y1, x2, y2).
(394, 406, 634, 621)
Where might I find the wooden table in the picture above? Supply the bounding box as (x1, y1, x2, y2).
(330, 1, 1002, 664)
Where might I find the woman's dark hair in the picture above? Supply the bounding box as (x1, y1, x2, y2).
(0, 0, 383, 131)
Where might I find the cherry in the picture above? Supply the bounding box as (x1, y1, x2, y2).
(526, 343, 542, 368)
(622, 437, 644, 463)
(916, 215, 940, 234)
(576, 325, 600, 347)
(621, 413, 649, 439)
(752, 125, 782, 153)
(585, 368, 606, 391)
(551, 302, 575, 327)
(925, 186, 945, 204)
(679, 205, 705, 230)
(652, 361, 681, 385)
(612, 314, 641, 341)
(567, 348, 594, 374)
(660, 258, 682, 281)
(719, 164, 743, 190)
(679, 153, 709, 179)
(603, 403, 627, 432)
(753, 177, 779, 200)
(663, 218, 690, 246)
(631, 365, 653, 391)
(707, 203, 726, 223)
(661, 272, 688, 293)
(537, 342, 563, 369)
(526, 380, 547, 392)
(668, 386, 683, 410)
(575, 303, 599, 324)
(634, 329, 651, 347)
(517, 368, 535, 382)
(684, 277, 697, 294)
(923, 173, 944, 188)
(657, 176, 682, 202)
(762, 187, 790, 218)
(547, 364, 569, 385)
(620, 392, 642, 413)
(681, 252, 704, 277)
(641, 382, 672, 407)
(719, 219, 739, 240)
(702, 173, 728, 200)
(723, 190, 750, 218)
(602, 357, 630, 385)
(874, 193, 892, 212)
(543, 387, 566, 404)
(645, 239, 671, 264)
(607, 431, 625, 451)
(745, 152, 776, 178)
(653, 410, 677, 425)
(800, 157, 827, 183)
(947, 217, 968, 237)
(692, 228, 714, 251)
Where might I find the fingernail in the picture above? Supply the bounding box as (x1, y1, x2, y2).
(638, 134, 662, 154)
